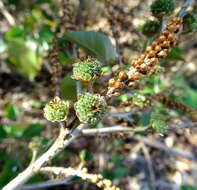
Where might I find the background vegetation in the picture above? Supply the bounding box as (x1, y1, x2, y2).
(0, 0, 197, 189)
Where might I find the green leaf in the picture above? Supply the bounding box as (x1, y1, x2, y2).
(38, 26, 53, 42)
(111, 153, 121, 164)
(5, 104, 20, 121)
(181, 185, 197, 190)
(3, 125, 23, 138)
(23, 124, 45, 138)
(7, 39, 42, 79)
(113, 167, 127, 178)
(0, 158, 21, 188)
(0, 125, 7, 141)
(80, 150, 93, 162)
(64, 31, 116, 63)
(5, 26, 25, 40)
(166, 47, 184, 61)
(60, 75, 77, 101)
(27, 174, 46, 184)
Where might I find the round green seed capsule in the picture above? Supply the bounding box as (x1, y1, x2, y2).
(151, 0, 175, 18)
(74, 93, 107, 124)
(142, 21, 160, 36)
(72, 59, 102, 83)
(183, 12, 197, 33)
(43, 97, 70, 122)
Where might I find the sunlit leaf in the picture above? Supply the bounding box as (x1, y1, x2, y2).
(0, 158, 21, 188)
(7, 39, 42, 79)
(23, 124, 45, 138)
(3, 125, 23, 138)
(5, 26, 25, 40)
(60, 75, 77, 101)
(64, 31, 116, 63)
(5, 104, 20, 121)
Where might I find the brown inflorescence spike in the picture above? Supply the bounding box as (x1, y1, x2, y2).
(106, 17, 183, 97)
(62, 0, 76, 32)
(49, 39, 62, 97)
(156, 94, 197, 120)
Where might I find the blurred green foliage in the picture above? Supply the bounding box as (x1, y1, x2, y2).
(5, 104, 20, 121)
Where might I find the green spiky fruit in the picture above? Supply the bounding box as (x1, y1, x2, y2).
(151, 0, 175, 18)
(74, 93, 107, 124)
(142, 21, 160, 36)
(150, 112, 167, 133)
(183, 12, 197, 33)
(131, 93, 150, 108)
(43, 97, 69, 122)
(72, 59, 102, 83)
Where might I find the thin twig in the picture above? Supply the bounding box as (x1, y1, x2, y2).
(140, 143, 156, 190)
(21, 179, 72, 190)
(107, 112, 135, 123)
(136, 136, 197, 161)
(177, 0, 194, 18)
(22, 163, 84, 190)
(82, 122, 197, 135)
(82, 126, 147, 135)
(0, 1, 15, 26)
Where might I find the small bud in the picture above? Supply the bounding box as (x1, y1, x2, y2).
(43, 97, 70, 122)
(118, 71, 128, 81)
(151, 0, 175, 18)
(142, 21, 160, 36)
(74, 93, 107, 124)
(114, 81, 124, 89)
(72, 59, 102, 83)
(157, 50, 167, 58)
(129, 71, 141, 81)
(108, 78, 116, 87)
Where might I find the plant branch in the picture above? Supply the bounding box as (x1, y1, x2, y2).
(136, 136, 197, 161)
(82, 126, 147, 135)
(107, 112, 135, 123)
(0, 1, 15, 26)
(39, 166, 121, 190)
(21, 179, 72, 190)
(177, 0, 194, 18)
(2, 124, 87, 190)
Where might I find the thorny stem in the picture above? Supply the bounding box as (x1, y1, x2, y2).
(0, 1, 15, 26)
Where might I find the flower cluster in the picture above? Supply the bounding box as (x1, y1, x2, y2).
(62, 0, 76, 31)
(107, 17, 183, 97)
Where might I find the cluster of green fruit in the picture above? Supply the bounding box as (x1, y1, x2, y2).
(44, 58, 106, 125)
